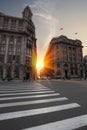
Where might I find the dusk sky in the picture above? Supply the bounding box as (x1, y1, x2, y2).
(0, 0, 87, 63)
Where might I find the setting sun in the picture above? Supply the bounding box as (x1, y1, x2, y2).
(36, 59, 44, 72)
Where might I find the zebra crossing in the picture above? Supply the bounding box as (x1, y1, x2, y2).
(0, 82, 87, 129)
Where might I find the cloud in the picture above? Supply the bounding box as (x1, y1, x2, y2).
(34, 13, 53, 20)
(25, 0, 59, 60)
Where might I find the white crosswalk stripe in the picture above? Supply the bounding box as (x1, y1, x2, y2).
(0, 93, 60, 101)
(0, 103, 80, 121)
(0, 88, 50, 91)
(0, 82, 87, 129)
(23, 114, 87, 130)
(0, 89, 50, 93)
(0, 90, 54, 96)
(0, 97, 68, 108)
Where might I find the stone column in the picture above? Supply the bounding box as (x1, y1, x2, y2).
(82, 65, 85, 79)
(11, 37, 16, 79)
(68, 64, 71, 79)
(3, 36, 9, 79)
(61, 62, 65, 78)
(20, 36, 25, 79)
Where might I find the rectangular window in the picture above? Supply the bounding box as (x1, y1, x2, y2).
(11, 19, 16, 26)
(0, 55, 4, 63)
(11, 19, 16, 29)
(73, 56, 76, 61)
(71, 69, 73, 75)
(3, 17, 9, 27)
(7, 55, 13, 63)
(69, 57, 72, 61)
(16, 47, 21, 53)
(0, 44, 6, 52)
(16, 36, 22, 46)
(8, 44, 14, 52)
(18, 20, 23, 30)
(63, 55, 67, 61)
(15, 56, 20, 63)
(1, 35, 6, 43)
(19, 20, 23, 27)
(17, 36, 22, 42)
(9, 36, 14, 43)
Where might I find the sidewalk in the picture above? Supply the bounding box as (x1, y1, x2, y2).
(0, 79, 38, 85)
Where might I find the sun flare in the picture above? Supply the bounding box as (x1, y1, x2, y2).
(36, 59, 44, 72)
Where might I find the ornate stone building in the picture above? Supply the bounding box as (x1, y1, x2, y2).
(44, 35, 84, 79)
(0, 6, 37, 80)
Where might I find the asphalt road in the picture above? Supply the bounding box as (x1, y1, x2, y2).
(0, 79, 87, 130)
(40, 79, 87, 109)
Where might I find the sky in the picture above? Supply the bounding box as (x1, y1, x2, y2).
(0, 0, 87, 63)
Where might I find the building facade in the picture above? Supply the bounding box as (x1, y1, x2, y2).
(83, 55, 87, 79)
(0, 6, 37, 80)
(44, 35, 84, 79)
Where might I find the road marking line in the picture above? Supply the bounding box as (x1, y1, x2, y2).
(0, 97, 68, 108)
(0, 91, 54, 96)
(0, 88, 50, 94)
(0, 88, 50, 91)
(0, 89, 50, 94)
(23, 114, 87, 130)
(0, 93, 60, 101)
(0, 103, 80, 121)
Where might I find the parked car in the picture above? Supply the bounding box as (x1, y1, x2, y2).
(41, 76, 47, 80)
(51, 75, 64, 79)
